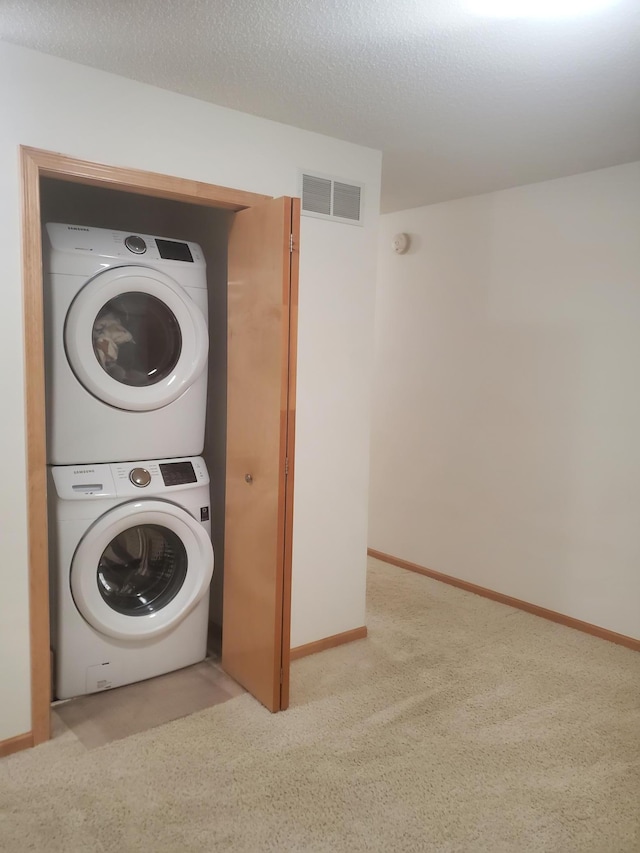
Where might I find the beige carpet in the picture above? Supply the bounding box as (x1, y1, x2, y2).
(2, 557, 639, 852)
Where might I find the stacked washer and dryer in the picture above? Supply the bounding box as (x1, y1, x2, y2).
(44, 223, 214, 700)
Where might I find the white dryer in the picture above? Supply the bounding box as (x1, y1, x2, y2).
(44, 223, 209, 464)
(49, 456, 214, 700)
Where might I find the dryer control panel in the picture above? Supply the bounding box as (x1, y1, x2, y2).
(45, 223, 205, 269)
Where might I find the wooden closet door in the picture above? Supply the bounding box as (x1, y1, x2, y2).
(222, 196, 299, 712)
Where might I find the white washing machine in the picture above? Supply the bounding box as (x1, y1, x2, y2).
(49, 456, 214, 700)
(43, 222, 209, 464)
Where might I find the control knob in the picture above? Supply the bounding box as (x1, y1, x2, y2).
(124, 235, 147, 254)
(129, 467, 151, 488)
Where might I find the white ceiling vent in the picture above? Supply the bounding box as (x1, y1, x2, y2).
(300, 172, 363, 226)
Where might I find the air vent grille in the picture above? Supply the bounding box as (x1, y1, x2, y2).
(301, 174, 332, 216)
(333, 182, 361, 222)
(300, 172, 363, 225)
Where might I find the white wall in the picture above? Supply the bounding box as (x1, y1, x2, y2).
(370, 162, 640, 640)
(0, 41, 380, 741)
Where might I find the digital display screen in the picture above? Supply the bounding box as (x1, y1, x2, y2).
(155, 238, 194, 263)
(159, 461, 197, 487)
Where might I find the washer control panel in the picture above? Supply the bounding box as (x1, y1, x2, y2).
(112, 458, 207, 495)
(51, 456, 209, 499)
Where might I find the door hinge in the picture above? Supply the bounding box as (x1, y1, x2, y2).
(280, 668, 284, 684)
(285, 457, 289, 477)
(289, 233, 294, 253)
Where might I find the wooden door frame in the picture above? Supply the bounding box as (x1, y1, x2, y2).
(279, 197, 300, 709)
(19, 146, 295, 745)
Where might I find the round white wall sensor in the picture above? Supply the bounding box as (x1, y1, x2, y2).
(392, 233, 410, 254)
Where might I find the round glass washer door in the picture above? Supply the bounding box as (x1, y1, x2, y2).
(64, 266, 208, 412)
(71, 500, 214, 641)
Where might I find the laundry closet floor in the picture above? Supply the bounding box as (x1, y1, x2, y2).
(52, 657, 245, 750)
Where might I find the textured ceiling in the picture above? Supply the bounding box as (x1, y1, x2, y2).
(2, 0, 639, 211)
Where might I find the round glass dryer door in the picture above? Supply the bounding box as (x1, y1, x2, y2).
(71, 500, 214, 641)
(65, 266, 208, 411)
